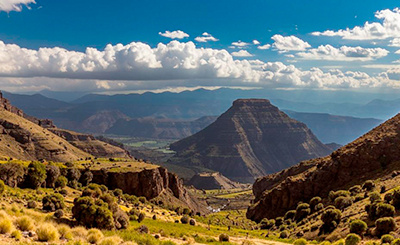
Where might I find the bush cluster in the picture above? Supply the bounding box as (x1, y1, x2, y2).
(42, 193, 65, 211)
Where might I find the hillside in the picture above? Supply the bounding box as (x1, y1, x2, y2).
(169, 99, 332, 183)
(246, 112, 400, 222)
(187, 172, 247, 190)
(0, 108, 91, 162)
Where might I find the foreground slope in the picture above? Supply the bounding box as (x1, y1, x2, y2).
(0, 108, 91, 162)
(170, 99, 332, 183)
(246, 113, 400, 221)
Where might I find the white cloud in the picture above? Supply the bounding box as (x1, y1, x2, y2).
(258, 44, 271, 50)
(0, 0, 35, 12)
(271, 35, 311, 52)
(389, 38, 400, 47)
(231, 50, 254, 57)
(158, 30, 189, 39)
(253, 40, 260, 45)
(312, 8, 400, 40)
(0, 39, 398, 91)
(194, 32, 219, 42)
(231, 41, 250, 48)
(297, 45, 389, 61)
(395, 50, 400, 54)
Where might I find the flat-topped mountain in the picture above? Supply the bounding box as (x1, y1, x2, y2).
(246, 112, 400, 222)
(169, 99, 332, 183)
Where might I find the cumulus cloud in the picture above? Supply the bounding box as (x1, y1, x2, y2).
(258, 44, 271, 50)
(231, 41, 250, 48)
(312, 8, 400, 40)
(0, 39, 398, 91)
(253, 40, 260, 45)
(297, 45, 389, 61)
(389, 38, 400, 47)
(271, 35, 311, 52)
(0, 0, 35, 12)
(194, 32, 219, 42)
(231, 50, 254, 57)
(158, 30, 189, 39)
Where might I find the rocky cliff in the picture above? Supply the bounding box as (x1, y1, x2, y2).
(246, 113, 400, 222)
(169, 99, 332, 183)
(187, 172, 247, 190)
(91, 167, 205, 213)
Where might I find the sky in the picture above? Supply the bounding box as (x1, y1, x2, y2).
(1, 0, 400, 94)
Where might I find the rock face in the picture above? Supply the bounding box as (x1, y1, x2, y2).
(91, 167, 205, 213)
(246, 113, 400, 222)
(49, 128, 131, 158)
(187, 172, 247, 190)
(169, 99, 332, 183)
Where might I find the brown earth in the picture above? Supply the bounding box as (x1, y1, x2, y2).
(247, 112, 400, 222)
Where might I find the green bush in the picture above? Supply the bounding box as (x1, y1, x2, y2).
(79, 170, 93, 186)
(279, 230, 289, 239)
(375, 217, 396, 236)
(0, 162, 25, 187)
(284, 210, 296, 220)
(260, 218, 275, 229)
(99, 236, 123, 245)
(11, 229, 22, 240)
(366, 202, 395, 220)
(349, 219, 367, 236)
(0, 180, 5, 195)
(362, 180, 375, 191)
(381, 234, 394, 244)
(315, 203, 324, 211)
(189, 219, 196, 226)
(113, 188, 123, 197)
(345, 233, 361, 245)
(138, 212, 145, 223)
(87, 228, 104, 244)
(0, 212, 14, 234)
(349, 185, 362, 195)
(26, 161, 46, 189)
(55, 176, 67, 188)
(15, 216, 35, 231)
(321, 208, 341, 233)
(310, 197, 322, 211)
(181, 215, 190, 224)
(219, 233, 229, 242)
(113, 209, 129, 229)
(54, 209, 64, 219)
(369, 192, 381, 203)
(391, 238, 400, 245)
(329, 190, 350, 202)
(66, 167, 81, 188)
(275, 217, 284, 227)
(391, 187, 400, 209)
(45, 164, 60, 188)
(384, 193, 393, 203)
(295, 203, 310, 221)
(42, 193, 65, 211)
(36, 223, 59, 242)
(294, 238, 307, 245)
(334, 196, 353, 210)
(72, 196, 114, 230)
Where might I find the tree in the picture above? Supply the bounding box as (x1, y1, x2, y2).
(46, 165, 60, 188)
(42, 194, 65, 211)
(321, 208, 341, 233)
(72, 197, 114, 230)
(26, 162, 46, 189)
(375, 217, 396, 237)
(349, 220, 367, 236)
(0, 162, 25, 187)
(79, 170, 93, 186)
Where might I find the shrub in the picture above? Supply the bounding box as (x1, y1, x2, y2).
(345, 234, 361, 245)
(46, 164, 60, 188)
(285, 210, 296, 220)
(334, 196, 353, 210)
(26, 161, 46, 189)
(72, 197, 114, 230)
(381, 234, 394, 244)
(369, 192, 381, 203)
(55, 176, 68, 188)
(219, 233, 230, 242)
(367, 202, 395, 220)
(113, 209, 129, 230)
(79, 170, 93, 186)
(0, 180, 4, 195)
(138, 225, 149, 234)
(139, 196, 146, 203)
(296, 203, 311, 221)
(54, 209, 64, 219)
(260, 218, 275, 229)
(332, 239, 345, 245)
(15, 216, 35, 231)
(113, 188, 123, 197)
(57, 224, 73, 240)
(11, 229, 22, 240)
(0, 162, 25, 187)
(362, 180, 375, 191)
(87, 228, 104, 244)
(321, 208, 341, 232)
(275, 217, 284, 227)
(181, 215, 190, 224)
(27, 200, 37, 209)
(385, 193, 393, 203)
(349, 219, 367, 236)
(138, 212, 145, 223)
(43, 193, 65, 211)
(349, 185, 362, 195)
(392, 238, 400, 245)
(67, 167, 81, 187)
(329, 190, 350, 202)
(392, 187, 400, 209)
(190, 219, 196, 226)
(294, 238, 307, 245)
(315, 203, 324, 211)
(375, 217, 396, 236)
(36, 223, 59, 242)
(0, 212, 14, 234)
(381, 186, 387, 194)
(279, 230, 289, 239)
(71, 226, 88, 239)
(99, 236, 123, 245)
(310, 197, 322, 210)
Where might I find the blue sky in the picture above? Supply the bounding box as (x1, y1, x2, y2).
(0, 0, 400, 94)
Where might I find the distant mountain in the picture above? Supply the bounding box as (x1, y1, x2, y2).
(106, 116, 217, 139)
(285, 111, 383, 145)
(247, 111, 400, 222)
(169, 99, 332, 183)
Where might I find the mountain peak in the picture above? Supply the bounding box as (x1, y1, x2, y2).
(232, 98, 272, 107)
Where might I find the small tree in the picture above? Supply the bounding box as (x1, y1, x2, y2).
(362, 180, 375, 191)
(55, 176, 67, 188)
(0, 180, 4, 195)
(345, 233, 361, 245)
(375, 217, 396, 237)
(321, 208, 341, 233)
(26, 161, 46, 189)
(310, 197, 322, 211)
(349, 220, 367, 236)
(0, 162, 25, 187)
(295, 203, 310, 221)
(284, 210, 296, 220)
(45, 164, 60, 188)
(79, 170, 93, 186)
(43, 194, 65, 211)
(334, 196, 353, 210)
(72, 197, 114, 230)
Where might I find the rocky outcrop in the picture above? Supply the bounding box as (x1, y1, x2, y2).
(187, 172, 247, 190)
(246, 113, 400, 222)
(0, 91, 23, 117)
(169, 99, 332, 183)
(49, 128, 131, 158)
(91, 167, 205, 213)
